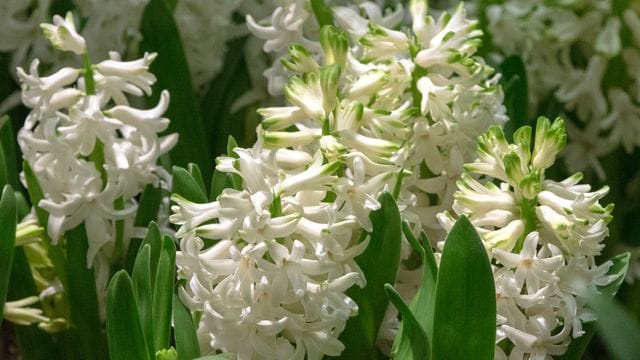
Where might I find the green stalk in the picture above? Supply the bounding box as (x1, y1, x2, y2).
(82, 52, 96, 96)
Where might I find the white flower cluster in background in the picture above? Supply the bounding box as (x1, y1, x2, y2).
(17, 13, 177, 286)
(0, 0, 150, 115)
(486, 1, 640, 178)
(246, 0, 404, 97)
(439, 117, 617, 359)
(174, 0, 249, 90)
(173, 0, 507, 357)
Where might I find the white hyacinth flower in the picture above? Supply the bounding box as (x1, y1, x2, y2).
(40, 12, 86, 55)
(439, 117, 616, 359)
(236, 0, 508, 355)
(18, 15, 176, 285)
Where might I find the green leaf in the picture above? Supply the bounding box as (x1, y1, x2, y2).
(140, 221, 163, 287)
(338, 192, 402, 359)
(22, 161, 48, 228)
(0, 185, 16, 320)
(499, 56, 529, 141)
(188, 163, 207, 196)
(0, 116, 20, 189)
(140, 0, 211, 183)
(393, 222, 437, 358)
(173, 293, 200, 360)
(65, 223, 105, 360)
(310, 0, 334, 27)
(558, 252, 631, 360)
(384, 284, 429, 360)
(209, 169, 227, 201)
(152, 235, 176, 351)
(172, 166, 209, 203)
(431, 216, 495, 360)
(133, 244, 155, 357)
(135, 184, 162, 227)
(226, 135, 239, 157)
(590, 291, 640, 360)
(107, 271, 151, 360)
(126, 185, 162, 272)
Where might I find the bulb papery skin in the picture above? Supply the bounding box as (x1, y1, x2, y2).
(18, 16, 176, 301)
(176, 1, 507, 358)
(440, 117, 616, 359)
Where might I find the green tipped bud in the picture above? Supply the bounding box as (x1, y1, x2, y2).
(320, 135, 348, 161)
(320, 64, 341, 113)
(155, 347, 178, 360)
(335, 100, 363, 132)
(513, 125, 532, 166)
(320, 25, 348, 66)
(477, 125, 509, 157)
(513, 125, 532, 153)
(532, 117, 567, 170)
(503, 152, 525, 184)
(263, 130, 319, 148)
(282, 44, 319, 73)
(284, 74, 324, 120)
(519, 170, 542, 200)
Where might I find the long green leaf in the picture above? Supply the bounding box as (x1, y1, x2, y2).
(152, 235, 176, 351)
(140, 221, 163, 287)
(0, 115, 20, 190)
(188, 163, 207, 196)
(106, 270, 150, 360)
(65, 223, 105, 360)
(172, 166, 209, 203)
(135, 184, 162, 227)
(338, 192, 402, 359)
(591, 292, 640, 360)
(140, 0, 211, 183)
(392, 222, 437, 358)
(126, 184, 162, 272)
(385, 284, 429, 360)
(431, 216, 496, 360)
(132, 244, 155, 357)
(173, 293, 200, 360)
(558, 252, 631, 360)
(0, 185, 16, 320)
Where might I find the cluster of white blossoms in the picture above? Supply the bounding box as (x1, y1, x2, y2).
(486, 1, 640, 178)
(439, 117, 617, 359)
(17, 13, 176, 283)
(171, 26, 398, 359)
(246, 0, 404, 97)
(172, 0, 507, 358)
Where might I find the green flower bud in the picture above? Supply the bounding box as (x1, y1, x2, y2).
(282, 44, 319, 73)
(519, 170, 542, 200)
(532, 117, 567, 170)
(320, 25, 348, 66)
(320, 64, 342, 114)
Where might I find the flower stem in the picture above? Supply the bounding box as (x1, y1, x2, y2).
(82, 52, 96, 96)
